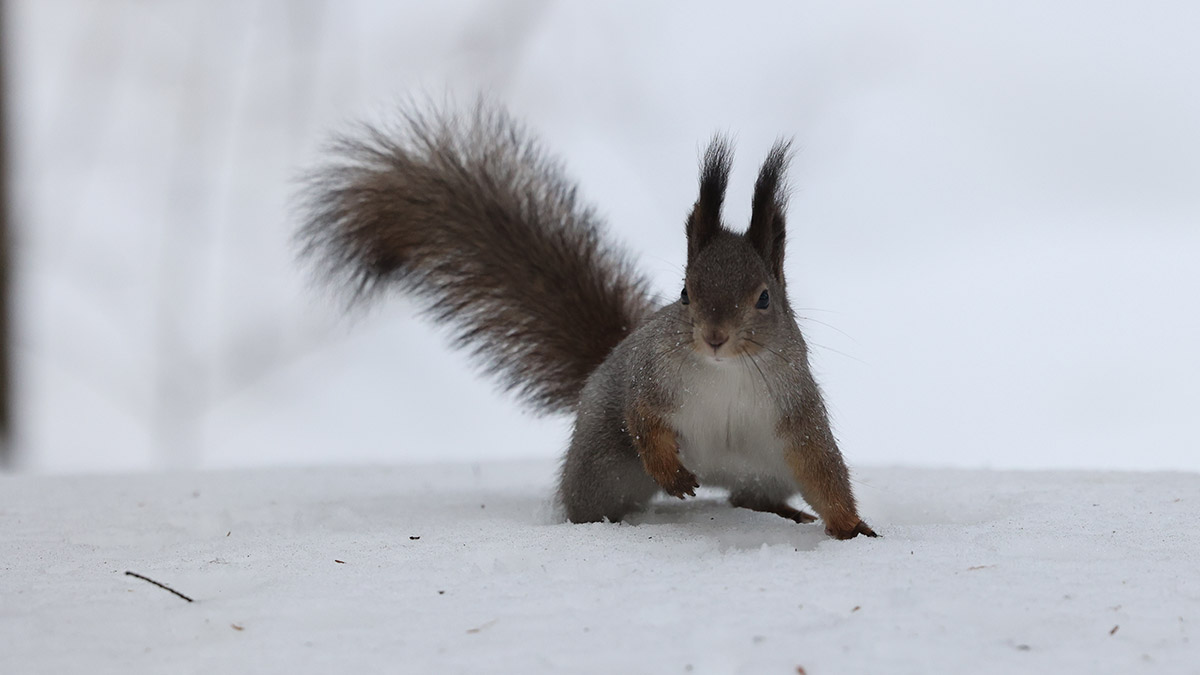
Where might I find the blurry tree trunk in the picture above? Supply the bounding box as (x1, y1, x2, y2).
(0, 1, 12, 468)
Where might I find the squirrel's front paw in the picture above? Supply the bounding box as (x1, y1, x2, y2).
(825, 519, 879, 540)
(658, 465, 700, 499)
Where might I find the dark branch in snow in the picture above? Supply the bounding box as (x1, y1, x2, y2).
(124, 571, 195, 603)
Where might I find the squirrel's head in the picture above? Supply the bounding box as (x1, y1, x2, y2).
(680, 137, 794, 361)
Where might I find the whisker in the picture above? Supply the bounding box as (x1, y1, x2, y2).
(737, 353, 756, 397)
(796, 315, 859, 344)
(742, 336, 790, 363)
(745, 349, 773, 398)
(806, 341, 867, 365)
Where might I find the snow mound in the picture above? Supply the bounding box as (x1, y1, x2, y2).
(2, 463, 1196, 673)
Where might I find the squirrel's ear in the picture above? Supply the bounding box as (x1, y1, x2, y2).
(747, 139, 792, 280)
(687, 136, 732, 262)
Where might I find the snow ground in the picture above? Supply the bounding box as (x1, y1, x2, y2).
(2, 462, 1196, 674)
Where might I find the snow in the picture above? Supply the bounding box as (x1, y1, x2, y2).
(3, 462, 1197, 674)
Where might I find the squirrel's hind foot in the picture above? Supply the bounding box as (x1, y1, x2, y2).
(729, 493, 817, 524)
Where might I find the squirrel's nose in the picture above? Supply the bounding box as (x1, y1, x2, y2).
(704, 332, 729, 351)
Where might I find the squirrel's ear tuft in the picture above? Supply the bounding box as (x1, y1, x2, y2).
(687, 136, 732, 262)
(747, 139, 792, 280)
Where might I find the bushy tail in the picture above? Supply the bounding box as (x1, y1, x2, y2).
(297, 100, 654, 414)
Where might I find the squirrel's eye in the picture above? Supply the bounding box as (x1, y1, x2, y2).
(755, 290, 770, 309)
(680, 288, 690, 305)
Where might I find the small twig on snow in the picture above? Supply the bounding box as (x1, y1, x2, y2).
(124, 571, 194, 603)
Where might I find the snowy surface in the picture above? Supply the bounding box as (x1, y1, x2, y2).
(3, 462, 1197, 674)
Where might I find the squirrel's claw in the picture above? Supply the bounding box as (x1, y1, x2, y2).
(661, 467, 700, 499)
(826, 519, 879, 540)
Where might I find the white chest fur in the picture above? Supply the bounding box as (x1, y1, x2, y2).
(667, 357, 793, 490)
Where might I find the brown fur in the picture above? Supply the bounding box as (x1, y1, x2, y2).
(779, 407, 876, 539)
(297, 101, 653, 414)
(773, 368, 876, 538)
(627, 402, 698, 499)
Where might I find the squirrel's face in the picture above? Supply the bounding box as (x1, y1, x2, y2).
(682, 232, 787, 360)
(680, 137, 793, 361)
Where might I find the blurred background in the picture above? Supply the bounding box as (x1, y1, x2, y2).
(1, 0, 1197, 474)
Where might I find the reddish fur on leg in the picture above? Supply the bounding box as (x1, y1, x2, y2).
(780, 415, 877, 539)
(628, 404, 698, 499)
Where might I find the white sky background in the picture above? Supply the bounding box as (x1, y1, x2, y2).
(6, 1, 1199, 473)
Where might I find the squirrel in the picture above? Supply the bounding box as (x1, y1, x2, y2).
(298, 100, 877, 539)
